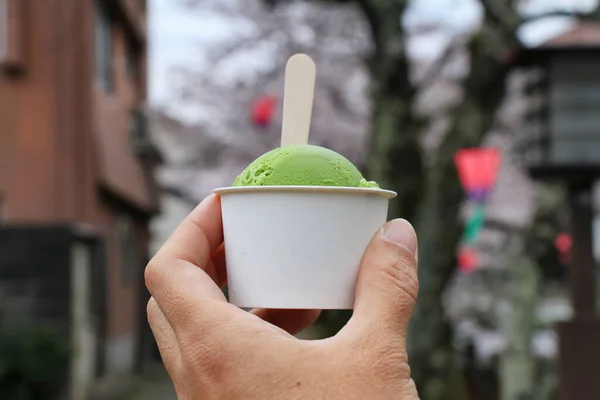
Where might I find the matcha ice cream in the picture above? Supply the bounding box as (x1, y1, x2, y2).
(215, 54, 396, 309)
(232, 144, 378, 188)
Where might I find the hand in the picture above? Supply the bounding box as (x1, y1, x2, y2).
(145, 194, 420, 399)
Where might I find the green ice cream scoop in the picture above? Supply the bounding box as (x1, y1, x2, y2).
(232, 144, 379, 188)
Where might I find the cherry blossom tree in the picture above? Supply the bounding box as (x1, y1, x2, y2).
(152, 0, 599, 397)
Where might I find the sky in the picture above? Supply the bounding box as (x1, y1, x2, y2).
(148, 0, 232, 106)
(148, 0, 599, 117)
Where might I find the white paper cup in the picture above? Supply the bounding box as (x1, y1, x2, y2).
(213, 186, 397, 309)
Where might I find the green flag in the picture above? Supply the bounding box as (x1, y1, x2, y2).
(464, 204, 486, 243)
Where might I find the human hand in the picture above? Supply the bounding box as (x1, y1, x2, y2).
(145, 194, 419, 399)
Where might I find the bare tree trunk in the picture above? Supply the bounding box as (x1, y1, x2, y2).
(407, 29, 515, 398)
(366, 89, 423, 219)
(296, 1, 522, 397)
(350, 2, 521, 398)
(499, 255, 540, 400)
(499, 186, 566, 400)
(359, 0, 424, 221)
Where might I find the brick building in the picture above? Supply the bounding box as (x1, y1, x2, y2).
(0, 0, 160, 397)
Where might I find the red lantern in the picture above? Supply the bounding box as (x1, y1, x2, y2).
(554, 233, 572, 253)
(555, 233, 573, 265)
(454, 148, 502, 201)
(458, 247, 478, 274)
(251, 95, 277, 127)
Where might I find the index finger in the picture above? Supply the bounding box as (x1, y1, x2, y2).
(155, 193, 224, 266)
(145, 194, 225, 303)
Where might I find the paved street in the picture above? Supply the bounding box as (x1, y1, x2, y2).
(132, 380, 176, 400)
(128, 363, 177, 400)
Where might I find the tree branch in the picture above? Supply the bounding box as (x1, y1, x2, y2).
(354, 0, 407, 53)
(480, 0, 521, 36)
(418, 40, 461, 89)
(161, 184, 201, 206)
(483, 0, 600, 39)
(521, 8, 600, 24)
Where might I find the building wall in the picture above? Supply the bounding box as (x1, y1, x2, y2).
(0, 1, 151, 213)
(100, 205, 138, 373)
(0, 226, 102, 399)
(0, 0, 66, 221)
(90, 1, 151, 374)
(0, 0, 155, 382)
(93, 3, 152, 212)
(0, 227, 74, 332)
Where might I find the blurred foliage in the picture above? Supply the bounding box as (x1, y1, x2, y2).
(527, 184, 568, 283)
(0, 326, 70, 400)
(314, 310, 353, 337)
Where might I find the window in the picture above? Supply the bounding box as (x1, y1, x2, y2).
(94, 3, 113, 92)
(0, 0, 24, 71)
(129, 108, 153, 156)
(0, 0, 6, 62)
(125, 40, 138, 81)
(129, 108, 145, 140)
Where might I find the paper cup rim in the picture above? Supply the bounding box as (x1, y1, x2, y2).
(213, 185, 397, 199)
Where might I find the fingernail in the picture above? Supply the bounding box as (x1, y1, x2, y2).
(382, 219, 417, 256)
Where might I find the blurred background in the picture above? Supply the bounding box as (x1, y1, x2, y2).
(1, 0, 600, 399)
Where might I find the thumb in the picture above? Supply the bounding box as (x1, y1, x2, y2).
(349, 218, 419, 335)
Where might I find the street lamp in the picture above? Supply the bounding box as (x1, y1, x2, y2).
(516, 23, 600, 400)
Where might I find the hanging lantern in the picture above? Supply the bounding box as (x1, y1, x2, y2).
(555, 233, 573, 265)
(458, 247, 478, 274)
(251, 95, 277, 127)
(454, 148, 502, 202)
(555, 233, 572, 253)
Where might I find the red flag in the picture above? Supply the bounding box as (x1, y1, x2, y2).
(458, 247, 478, 274)
(251, 95, 277, 127)
(554, 233, 572, 253)
(555, 233, 573, 265)
(454, 148, 502, 193)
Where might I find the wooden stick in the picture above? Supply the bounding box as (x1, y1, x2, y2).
(280, 54, 316, 147)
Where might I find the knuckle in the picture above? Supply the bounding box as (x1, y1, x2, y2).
(362, 341, 411, 381)
(144, 257, 164, 290)
(192, 220, 212, 261)
(180, 319, 241, 382)
(379, 243, 419, 304)
(182, 333, 221, 368)
(403, 379, 420, 399)
(146, 298, 158, 322)
(348, 333, 412, 388)
(178, 301, 228, 349)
